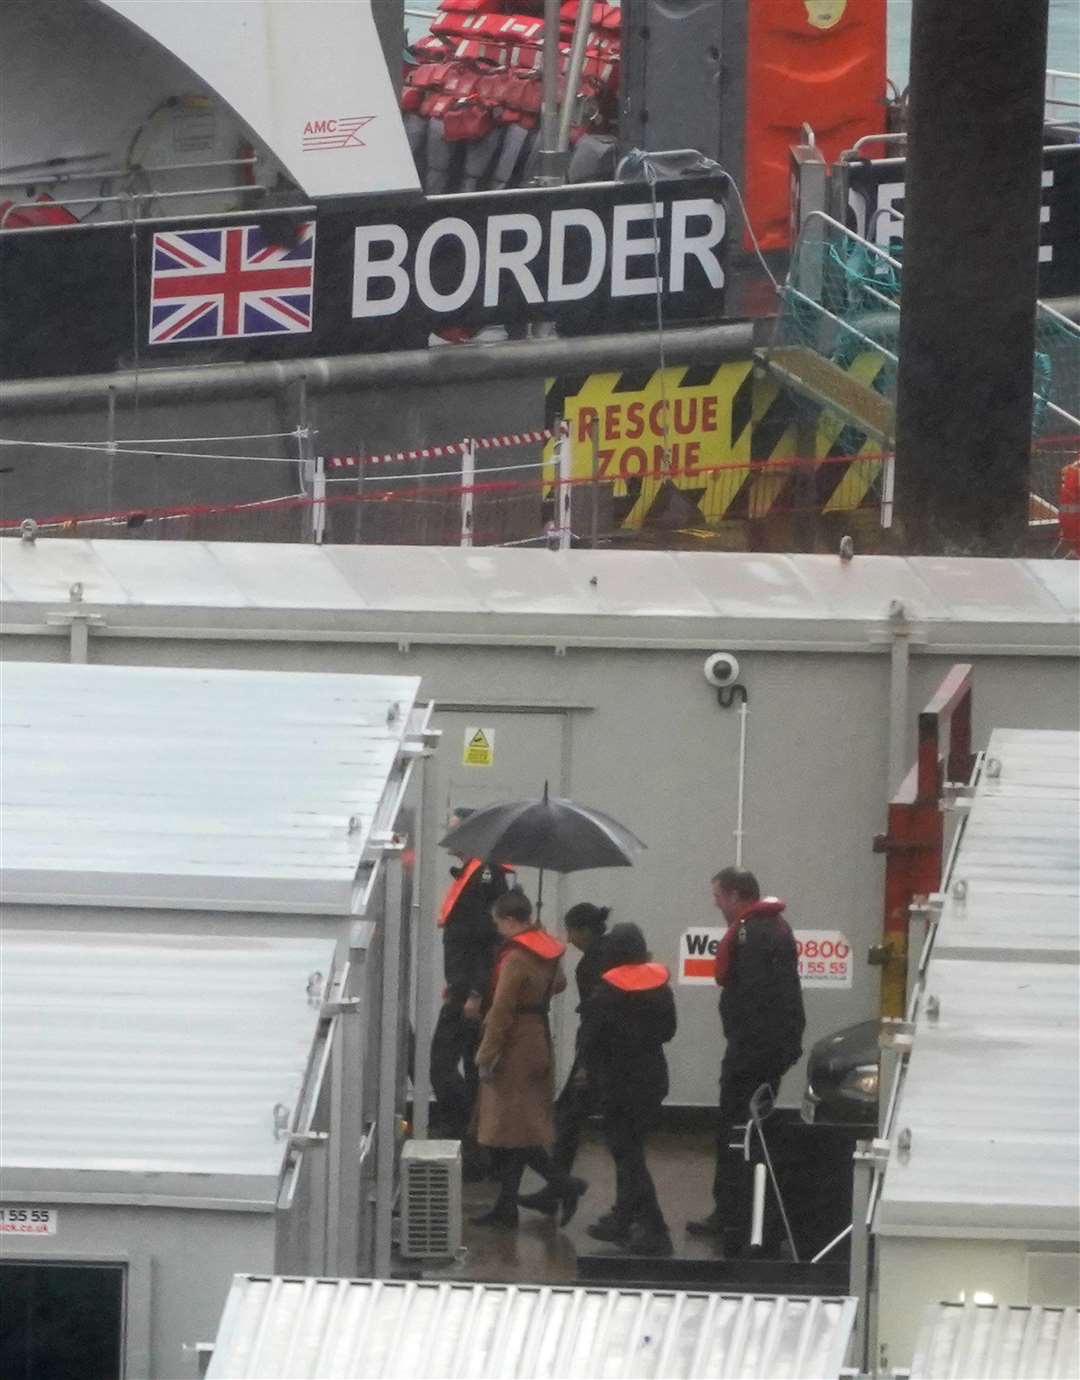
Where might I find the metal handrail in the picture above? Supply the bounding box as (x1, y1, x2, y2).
(0, 155, 258, 188)
(1038, 298, 1080, 332)
(1045, 69, 1080, 111)
(790, 213, 1078, 423)
(0, 183, 267, 230)
(842, 133, 908, 161)
(797, 210, 904, 272)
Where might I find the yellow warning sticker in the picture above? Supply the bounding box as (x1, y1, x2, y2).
(463, 726, 494, 768)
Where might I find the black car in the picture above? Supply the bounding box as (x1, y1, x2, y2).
(801, 1020, 879, 1128)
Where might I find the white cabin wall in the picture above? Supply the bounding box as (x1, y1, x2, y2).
(5, 1203, 273, 1380)
(877, 1235, 1080, 1375)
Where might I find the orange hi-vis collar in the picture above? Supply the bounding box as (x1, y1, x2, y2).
(438, 859, 481, 927)
(438, 859, 513, 926)
(511, 929, 566, 961)
(602, 962, 670, 992)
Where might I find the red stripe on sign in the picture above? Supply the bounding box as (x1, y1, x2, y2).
(682, 958, 714, 978)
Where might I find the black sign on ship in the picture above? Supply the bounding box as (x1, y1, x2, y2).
(0, 179, 728, 380)
(845, 143, 1080, 299)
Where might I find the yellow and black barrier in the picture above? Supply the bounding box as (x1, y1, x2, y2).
(544, 353, 890, 530)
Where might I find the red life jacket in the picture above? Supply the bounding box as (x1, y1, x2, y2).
(714, 898, 787, 987)
(437, 859, 512, 927)
(602, 961, 670, 992)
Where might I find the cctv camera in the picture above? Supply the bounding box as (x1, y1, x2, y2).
(704, 652, 741, 688)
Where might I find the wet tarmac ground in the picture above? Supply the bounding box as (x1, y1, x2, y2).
(414, 1127, 728, 1286)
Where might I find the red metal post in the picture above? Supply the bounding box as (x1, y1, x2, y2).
(873, 664, 974, 1017)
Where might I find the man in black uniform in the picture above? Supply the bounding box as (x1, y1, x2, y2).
(430, 808, 512, 1167)
(688, 866, 805, 1241)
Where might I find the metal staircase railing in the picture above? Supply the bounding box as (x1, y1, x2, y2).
(758, 213, 1080, 515)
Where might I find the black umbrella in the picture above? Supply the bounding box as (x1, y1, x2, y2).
(439, 782, 645, 913)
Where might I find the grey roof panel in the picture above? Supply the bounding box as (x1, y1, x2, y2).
(879, 729, 1080, 1241)
(205, 1276, 859, 1379)
(912, 557, 1070, 623)
(1025, 559, 1080, 619)
(909, 1302, 1079, 1379)
(2, 544, 1076, 642)
(0, 928, 332, 1185)
(0, 661, 421, 912)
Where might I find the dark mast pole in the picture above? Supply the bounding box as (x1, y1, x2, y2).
(894, 0, 1050, 553)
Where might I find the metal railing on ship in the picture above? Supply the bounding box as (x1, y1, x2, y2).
(0, 155, 271, 232)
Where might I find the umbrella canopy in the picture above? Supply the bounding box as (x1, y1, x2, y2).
(439, 789, 645, 874)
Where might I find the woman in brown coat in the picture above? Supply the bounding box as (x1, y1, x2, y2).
(472, 890, 588, 1229)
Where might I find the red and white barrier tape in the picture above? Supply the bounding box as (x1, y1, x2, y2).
(325, 427, 554, 471)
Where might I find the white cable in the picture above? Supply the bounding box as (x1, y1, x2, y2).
(641, 154, 673, 467)
(0, 437, 297, 464)
(621, 149, 780, 294)
(111, 431, 299, 444)
(152, 491, 308, 521)
(720, 168, 780, 293)
(324, 457, 549, 485)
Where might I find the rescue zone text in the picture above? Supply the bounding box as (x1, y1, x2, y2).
(349, 177, 727, 330)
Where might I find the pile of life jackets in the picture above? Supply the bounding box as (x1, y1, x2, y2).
(402, 0, 622, 194)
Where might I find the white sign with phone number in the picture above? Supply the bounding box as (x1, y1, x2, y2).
(678, 927, 852, 988)
(0, 1207, 58, 1235)
(794, 930, 852, 989)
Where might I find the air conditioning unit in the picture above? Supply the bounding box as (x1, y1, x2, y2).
(400, 1139, 462, 1259)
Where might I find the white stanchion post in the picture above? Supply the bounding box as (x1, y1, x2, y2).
(460, 438, 475, 548)
(750, 1162, 767, 1247)
(312, 454, 326, 546)
(881, 449, 896, 528)
(558, 419, 573, 550)
(734, 698, 749, 866)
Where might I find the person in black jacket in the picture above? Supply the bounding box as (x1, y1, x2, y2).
(430, 808, 513, 1164)
(518, 901, 609, 1217)
(687, 866, 806, 1240)
(581, 922, 678, 1257)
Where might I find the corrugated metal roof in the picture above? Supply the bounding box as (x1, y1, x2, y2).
(934, 731, 1079, 964)
(908, 1302, 1079, 1379)
(0, 661, 421, 912)
(205, 1276, 859, 1379)
(879, 729, 1080, 1241)
(1, 543, 1075, 649)
(0, 929, 332, 1185)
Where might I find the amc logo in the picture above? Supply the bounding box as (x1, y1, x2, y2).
(302, 116, 374, 152)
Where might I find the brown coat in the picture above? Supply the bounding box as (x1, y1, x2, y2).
(474, 944, 567, 1148)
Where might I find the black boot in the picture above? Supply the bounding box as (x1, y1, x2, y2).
(461, 1135, 487, 1184)
(586, 1213, 632, 1244)
(521, 1147, 587, 1227)
(686, 1209, 725, 1238)
(559, 1176, 589, 1226)
(473, 1149, 523, 1229)
(517, 1186, 559, 1216)
(626, 1221, 674, 1257)
(470, 1202, 519, 1229)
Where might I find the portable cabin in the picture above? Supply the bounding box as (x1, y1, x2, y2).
(2, 543, 1076, 1110)
(0, 660, 431, 1378)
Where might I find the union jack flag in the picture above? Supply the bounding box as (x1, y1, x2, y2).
(149, 222, 316, 344)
